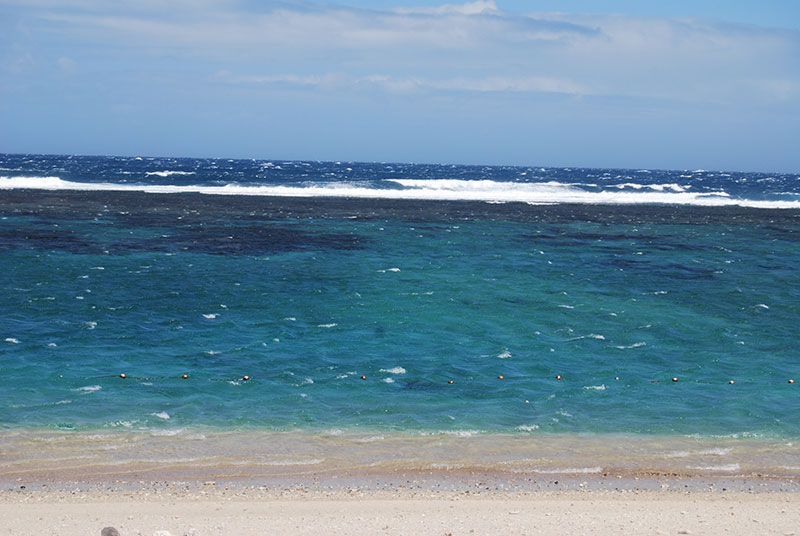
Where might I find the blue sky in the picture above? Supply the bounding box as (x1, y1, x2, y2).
(1, 0, 799, 172)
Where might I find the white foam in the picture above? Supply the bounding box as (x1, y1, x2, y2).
(149, 429, 183, 436)
(317, 323, 338, 328)
(583, 384, 606, 391)
(145, 170, 195, 177)
(382, 377, 395, 383)
(688, 464, 741, 472)
(73, 385, 101, 392)
(380, 367, 407, 374)
(614, 342, 647, 350)
(497, 349, 512, 359)
(202, 313, 218, 319)
(515, 424, 540, 431)
(152, 412, 170, 420)
(4, 175, 798, 208)
(4, 337, 19, 344)
(261, 458, 324, 466)
(531, 466, 603, 474)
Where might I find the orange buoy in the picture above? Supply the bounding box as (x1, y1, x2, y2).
(119, 373, 127, 379)
(729, 380, 735, 384)
(242, 375, 250, 381)
(182, 374, 189, 379)
(614, 376, 620, 381)
(671, 377, 678, 382)
(447, 380, 454, 384)
(790, 379, 795, 384)
(360, 375, 367, 380)
(497, 375, 504, 380)
(556, 375, 562, 381)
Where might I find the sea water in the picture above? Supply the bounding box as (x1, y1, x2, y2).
(1, 154, 799, 479)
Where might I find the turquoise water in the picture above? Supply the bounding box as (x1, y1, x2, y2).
(2, 177, 799, 439)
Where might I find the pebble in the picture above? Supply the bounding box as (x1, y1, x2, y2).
(101, 528, 121, 536)
(153, 531, 173, 536)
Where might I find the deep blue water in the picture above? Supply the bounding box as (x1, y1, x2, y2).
(1, 154, 799, 438)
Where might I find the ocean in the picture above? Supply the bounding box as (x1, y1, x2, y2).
(1, 153, 799, 482)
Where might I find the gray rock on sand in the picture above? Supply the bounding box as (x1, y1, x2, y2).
(101, 528, 121, 536)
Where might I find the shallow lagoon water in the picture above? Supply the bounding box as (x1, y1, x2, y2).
(1, 155, 799, 478)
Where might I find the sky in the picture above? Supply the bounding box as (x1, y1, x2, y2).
(1, 0, 799, 172)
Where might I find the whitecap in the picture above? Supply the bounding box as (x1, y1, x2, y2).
(583, 384, 606, 391)
(317, 323, 338, 328)
(3, 175, 799, 209)
(4, 337, 19, 344)
(614, 342, 646, 350)
(202, 313, 218, 319)
(497, 349, 512, 359)
(515, 424, 540, 432)
(152, 412, 170, 420)
(382, 377, 395, 383)
(73, 385, 101, 393)
(145, 170, 195, 177)
(380, 367, 407, 374)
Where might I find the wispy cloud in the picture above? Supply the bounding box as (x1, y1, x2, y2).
(22, 1, 797, 104)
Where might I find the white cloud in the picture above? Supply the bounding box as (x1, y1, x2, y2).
(16, 1, 800, 105)
(393, 0, 498, 15)
(57, 56, 77, 73)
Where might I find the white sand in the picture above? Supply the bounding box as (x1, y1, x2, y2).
(2, 488, 799, 536)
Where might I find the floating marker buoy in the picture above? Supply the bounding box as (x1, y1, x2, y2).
(556, 375, 562, 381)
(242, 375, 250, 381)
(729, 380, 735, 384)
(182, 374, 189, 379)
(360, 375, 367, 380)
(790, 379, 795, 384)
(119, 373, 126, 379)
(615, 376, 620, 381)
(447, 380, 454, 384)
(671, 377, 678, 382)
(497, 375, 504, 380)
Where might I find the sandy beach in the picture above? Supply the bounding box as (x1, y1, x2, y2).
(2, 484, 799, 536)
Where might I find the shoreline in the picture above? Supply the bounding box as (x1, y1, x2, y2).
(3, 428, 799, 492)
